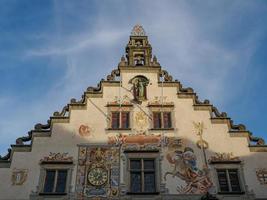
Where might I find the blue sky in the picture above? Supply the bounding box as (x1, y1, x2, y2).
(0, 0, 267, 155)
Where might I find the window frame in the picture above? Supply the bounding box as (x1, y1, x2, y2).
(110, 111, 131, 130)
(38, 164, 73, 196)
(211, 163, 245, 195)
(151, 111, 173, 130)
(125, 151, 160, 195)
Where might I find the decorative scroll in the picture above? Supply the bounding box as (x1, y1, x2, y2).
(211, 106, 227, 118)
(76, 146, 120, 199)
(256, 168, 267, 184)
(34, 120, 51, 131)
(16, 131, 32, 145)
(40, 152, 73, 163)
(53, 105, 69, 117)
(209, 153, 240, 163)
(106, 69, 120, 81)
(0, 148, 11, 161)
(159, 69, 173, 82)
(11, 169, 28, 185)
(70, 94, 86, 104)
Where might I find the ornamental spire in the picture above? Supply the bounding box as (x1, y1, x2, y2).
(131, 24, 146, 36)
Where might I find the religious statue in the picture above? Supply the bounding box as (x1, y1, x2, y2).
(132, 76, 149, 101)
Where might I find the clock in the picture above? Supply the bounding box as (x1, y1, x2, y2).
(87, 167, 108, 186)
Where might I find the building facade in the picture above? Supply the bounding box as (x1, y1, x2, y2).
(0, 25, 267, 200)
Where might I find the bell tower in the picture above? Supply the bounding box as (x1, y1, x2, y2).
(125, 25, 158, 67)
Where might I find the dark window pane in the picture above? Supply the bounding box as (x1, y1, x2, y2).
(153, 112, 161, 129)
(144, 172, 155, 192)
(130, 160, 141, 170)
(217, 169, 229, 192)
(111, 112, 120, 129)
(144, 160, 155, 170)
(121, 112, 130, 129)
(228, 169, 241, 192)
(163, 112, 172, 128)
(130, 172, 141, 193)
(43, 170, 56, 193)
(55, 170, 67, 193)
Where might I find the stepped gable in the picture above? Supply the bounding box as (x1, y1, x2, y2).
(0, 24, 266, 166)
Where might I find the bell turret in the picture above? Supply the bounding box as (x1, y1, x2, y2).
(124, 25, 158, 67)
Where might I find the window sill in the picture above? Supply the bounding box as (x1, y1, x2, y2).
(150, 128, 174, 131)
(39, 192, 67, 196)
(106, 128, 131, 131)
(127, 192, 159, 195)
(218, 191, 244, 195)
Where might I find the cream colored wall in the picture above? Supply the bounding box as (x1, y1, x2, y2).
(0, 69, 267, 199)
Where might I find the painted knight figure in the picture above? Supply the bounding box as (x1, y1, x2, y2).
(0, 24, 267, 200)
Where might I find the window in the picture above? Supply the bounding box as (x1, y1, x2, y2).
(152, 112, 172, 129)
(129, 159, 156, 193)
(217, 169, 241, 193)
(111, 111, 130, 129)
(43, 169, 68, 194)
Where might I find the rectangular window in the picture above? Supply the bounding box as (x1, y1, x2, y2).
(43, 169, 68, 194)
(121, 112, 130, 129)
(129, 159, 156, 193)
(152, 112, 172, 129)
(217, 169, 241, 193)
(111, 111, 130, 129)
(111, 112, 120, 129)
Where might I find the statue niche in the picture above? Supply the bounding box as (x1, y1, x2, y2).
(130, 76, 149, 102)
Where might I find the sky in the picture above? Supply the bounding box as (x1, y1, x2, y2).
(0, 0, 267, 155)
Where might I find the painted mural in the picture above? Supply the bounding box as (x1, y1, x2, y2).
(75, 146, 120, 199)
(11, 169, 28, 185)
(164, 138, 212, 194)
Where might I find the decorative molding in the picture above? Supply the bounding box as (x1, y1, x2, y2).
(11, 168, 28, 185)
(147, 96, 174, 107)
(208, 152, 240, 163)
(40, 152, 73, 164)
(108, 133, 161, 146)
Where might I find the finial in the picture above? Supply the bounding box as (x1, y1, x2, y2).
(153, 55, 157, 62)
(131, 24, 146, 36)
(121, 55, 125, 61)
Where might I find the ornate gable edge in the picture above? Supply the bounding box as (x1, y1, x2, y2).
(1, 44, 266, 168)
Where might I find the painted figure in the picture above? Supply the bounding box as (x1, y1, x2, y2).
(165, 147, 212, 194)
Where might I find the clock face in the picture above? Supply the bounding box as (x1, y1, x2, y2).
(87, 167, 108, 186)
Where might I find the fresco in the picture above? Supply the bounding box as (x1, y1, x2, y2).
(76, 146, 120, 199)
(78, 124, 93, 137)
(11, 169, 28, 185)
(164, 138, 212, 194)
